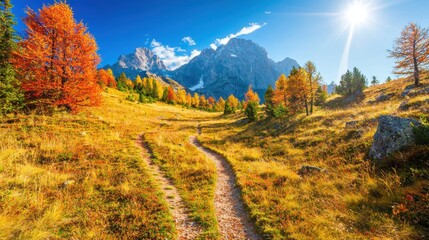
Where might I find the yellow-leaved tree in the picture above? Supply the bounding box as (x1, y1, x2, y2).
(304, 61, 322, 115)
(287, 68, 309, 115)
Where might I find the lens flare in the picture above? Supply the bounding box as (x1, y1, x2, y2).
(345, 2, 369, 26)
(338, 1, 371, 79)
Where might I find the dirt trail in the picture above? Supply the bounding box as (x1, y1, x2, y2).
(138, 135, 201, 240)
(189, 135, 261, 240)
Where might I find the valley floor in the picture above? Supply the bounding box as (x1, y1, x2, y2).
(1, 79, 428, 239)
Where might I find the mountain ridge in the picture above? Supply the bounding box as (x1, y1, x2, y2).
(173, 38, 299, 100)
(103, 38, 299, 100)
(103, 47, 168, 79)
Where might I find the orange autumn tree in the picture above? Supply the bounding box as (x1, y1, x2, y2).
(207, 97, 215, 109)
(244, 86, 260, 104)
(287, 67, 309, 115)
(166, 86, 176, 104)
(273, 74, 288, 106)
(13, 2, 101, 112)
(98, 69, 116, 89)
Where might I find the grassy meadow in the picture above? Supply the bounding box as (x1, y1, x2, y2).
(0, 89, 219, 239)
(1, 78, 428, 239)
(198, 78, 429, 239)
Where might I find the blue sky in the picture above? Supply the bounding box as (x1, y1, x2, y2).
(12, 0, 429, 84)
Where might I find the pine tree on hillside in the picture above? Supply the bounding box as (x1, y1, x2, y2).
(0, 0, 23, 115)
(371, 76, 379, 85)
(161, 87, 168, 102)
(224, 99, 232, 114)
(117, 73, 128, 92)
(386, 76, 392, 82)
(151, 79, 159, 99)
(264, 85, 274, 117)
(245, 101, 258, 122)
(315, 85, 328, 106)
(336, 67, 367, 96)
(244, 86, 260, 121)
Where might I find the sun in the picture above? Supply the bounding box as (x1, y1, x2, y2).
(345, 2, 369, 26)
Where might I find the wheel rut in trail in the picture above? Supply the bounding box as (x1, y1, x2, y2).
(189, 135, 261, 240)
(137, 135, 201, 240)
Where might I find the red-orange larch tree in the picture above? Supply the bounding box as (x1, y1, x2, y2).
(166, 86, 176, 104)
(13, 2, 101, 112)
(98, 69, 116, 89)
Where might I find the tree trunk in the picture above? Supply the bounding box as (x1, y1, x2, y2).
(310, 79, 313, 115)
(305, 99, 309, 116)
(413, 56, 420, 86)
(412, 37, 420, 86)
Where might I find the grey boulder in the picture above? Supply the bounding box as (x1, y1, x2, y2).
(369, 115, 421, 160)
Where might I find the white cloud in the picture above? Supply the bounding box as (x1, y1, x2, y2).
(182, 36, 196, 46)
(151, 39, 201, 70)
(211, 23, 266, 48)
(265, 11, 272, 15)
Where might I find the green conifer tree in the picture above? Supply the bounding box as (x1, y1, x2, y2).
(264, 85, 274, 117)
(0, 0, 23, 115)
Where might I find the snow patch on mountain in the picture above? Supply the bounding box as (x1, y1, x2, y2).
(189, 77, 204, 91)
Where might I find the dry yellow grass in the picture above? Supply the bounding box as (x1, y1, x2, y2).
(0, 89, 218, 239)
(1, 78, 428, 239)
(198, 78, 429, 239)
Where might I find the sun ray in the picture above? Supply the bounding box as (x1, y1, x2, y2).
(338, 26, 355, 80)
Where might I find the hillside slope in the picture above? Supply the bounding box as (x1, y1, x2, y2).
(1, 78, 428, 239)
(198, 78, 429, 239)
(0, 89, 220, 239)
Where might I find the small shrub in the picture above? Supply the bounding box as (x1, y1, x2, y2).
(224, 101, 234, 115)
(394, 191, 429, 229)
(245, 102, 259, 122)
(272, 105, 288, 118)
(125, 94, 137, 102)
(413, 116, 429, 145)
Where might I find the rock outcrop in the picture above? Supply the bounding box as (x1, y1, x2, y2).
(103, 48, 167, 78)
(298, 166, 327, 176)
(369, 115, 421, 160)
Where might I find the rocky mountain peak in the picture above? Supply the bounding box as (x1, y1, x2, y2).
(103, 47, 167, 79)
(117, 47, 166, 71)
(173, 38, 299, 100)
